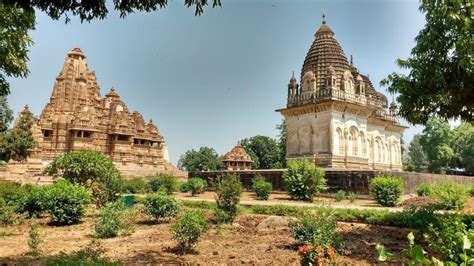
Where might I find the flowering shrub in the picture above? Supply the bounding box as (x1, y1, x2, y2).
(298, 244, 337, 265)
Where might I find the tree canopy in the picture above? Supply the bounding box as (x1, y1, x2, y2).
(0, 0, 221, 96)
(178, 147, 221, 172)
(0, 106, 35, 162)
(381, 0, 473, 124)
(240, 135, 283, 169)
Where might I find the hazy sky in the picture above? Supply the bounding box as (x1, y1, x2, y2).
(7, 0, 427, 164)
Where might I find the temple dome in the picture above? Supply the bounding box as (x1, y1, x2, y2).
(301, 19, 350, 88)
(222, 142, 253, 163)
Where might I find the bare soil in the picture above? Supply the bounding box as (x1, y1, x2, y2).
(0, 212, 419, 265)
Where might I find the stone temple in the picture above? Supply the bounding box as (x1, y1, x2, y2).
(277, 18, 406, 171)
(3, 48, 183, 181)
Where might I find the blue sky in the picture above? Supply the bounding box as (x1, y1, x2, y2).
(7, 0, 426, 164)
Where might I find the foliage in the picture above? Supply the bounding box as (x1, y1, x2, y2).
(0, 108, 36, 162)
(0, 96, 13, 132)
(213, 207, 231, 225)
(240, 135, 282, 169)
(44, 151, 123, 206)
(297, 245, 338, 266)
(0, 197, 26, 226)
(142, 193, 180, 222)
(452, 122, 474, 173)
(431, 181, 469, 210)
(172, 210, 209, 254)
(0, 180, 27, 206)
(283, 159, 327, 201)
(184, 177, 208, 196)
(381, 0, 473, 124)
(251, 175, 272, 200)
(213, 174, 243, 223)
(420, 117, 454, 173)
(94, 201, 136, 238)
(122, 177, 150, 194)
(416, 183, 433, 197)
(333, 190, 345, 202)
(369, 175, 404, 207)
(276, 120, 287, 168)
(347, 192, 357, 203)
(26, 221, 43, 257)
(288, 208, 344, 253)
(147, 173, 178, 195)
(43, 180, 91, 225)
(43, 240, 117, 266)
(405, 134, 429, 172)
(177, 147, 221, 172)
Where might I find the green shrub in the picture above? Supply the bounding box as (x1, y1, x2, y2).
(0, 198, 26, 226)
(213, 174, 243, 223)
(431, 181, 469, 210)
(185, 177, 208, 196)
(43, 240, 117, 265)
(0, 181, 27, 206)
(122, 177, 150, 194)
(94, 201, 136, 238)
(26, 221, 43, 257)
(334, 190, 345, 202)
(147, 173, 178, 195)
(288, 208, 344, 253)
(22, 186, 48, 218)
(369, 175, 404, 207)
(252, 176, 272, 200)
(415, 183, 433, 196)
(347, 192, 358, 203)
(44, 151, 123, 207)
(43, 180, 91, 226)
(172, 210, 209, 254)
(178, 181, 190, 193)
(283, 159, 327, 201)
(142, 193, 180, 221)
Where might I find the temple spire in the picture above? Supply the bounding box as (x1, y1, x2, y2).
(322, 12, 326, 24)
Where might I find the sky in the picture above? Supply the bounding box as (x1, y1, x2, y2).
(6, 0, 427, 164)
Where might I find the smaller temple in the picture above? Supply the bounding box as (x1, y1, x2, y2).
(222, 142, 253, 171)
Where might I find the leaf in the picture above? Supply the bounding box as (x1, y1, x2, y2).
(375, 243, 395, 262)
(463, 234, 471, 250)
(407, 232, 415, 246)
(411, 245, 426, 262)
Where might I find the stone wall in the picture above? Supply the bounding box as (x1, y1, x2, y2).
(190, 169, 474, 195)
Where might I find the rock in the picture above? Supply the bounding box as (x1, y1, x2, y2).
(256, 216, 289, 230)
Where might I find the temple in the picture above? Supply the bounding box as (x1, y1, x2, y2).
(5, 48, 183, 180)
(221, 142, 253, 171)
(276, 17, 406, 170)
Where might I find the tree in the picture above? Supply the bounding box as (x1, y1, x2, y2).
(420, 117, 454, 174)
(178, 147, 221, 172)
(0, 96, 13, 133)
(451, 122, 474, 173)
(276, 120, 287, 168)
(240, 135, 281, 169)
(44, 151, 123, 206)
(0, 106, 36, 162)
(381, 0, 473, 124)
(1, 0, 221, 97)
(405, 134, 428, 172)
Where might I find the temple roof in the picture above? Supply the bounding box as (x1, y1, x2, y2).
(222, 142, 253, 163)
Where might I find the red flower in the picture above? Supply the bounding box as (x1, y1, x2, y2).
(298, 245, 310, 254)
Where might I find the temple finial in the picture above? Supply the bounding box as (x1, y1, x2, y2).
(322, 12, 326, 24)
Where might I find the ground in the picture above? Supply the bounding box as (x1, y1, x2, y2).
(0, 211, 421, 265)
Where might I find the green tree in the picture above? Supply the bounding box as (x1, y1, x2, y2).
(44, 151, 123, 206)
(420, 118, 454, 173)
(381, 0, 473, 124)
(1, 0, 221, 97)
(0, 106, 36, 162)
(405, 134, 428, 172)
(451, 122, 474, 173)
(276, 120, 287, 168)
(178, 147, 221, 172)
(0, 96, 13, 132)
(240, 135, 281, 169)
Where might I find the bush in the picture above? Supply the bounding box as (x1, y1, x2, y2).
(0, 181, 27, 207)
(94, 201, 136, 238)
(369, 175, 404, 207)
(178, 181, 190, 193)
(172, 210, 209, 254)
(142, 193, 180, 221)
(44, 151, 123, 206)
(334, 190, 345, 202)
(252, 176, 272, 200)
(43, 240, 116, 265)
(283, 159, 327, 201)
(347, 192, 358, 203)
(26, 221, 43, 257)
(288, 208, 344, 253)
(0, 198, 26, 226)
(213, 174, 243, 223)
(185, 177, 208, 196)
(431, 181, 469, 210)
(122, 177, 150, 194)
(416, 183, 433, 197)
(22, 186, 49, 218)
(43, 180, 91, 225)
(147, 173, 178, 195)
